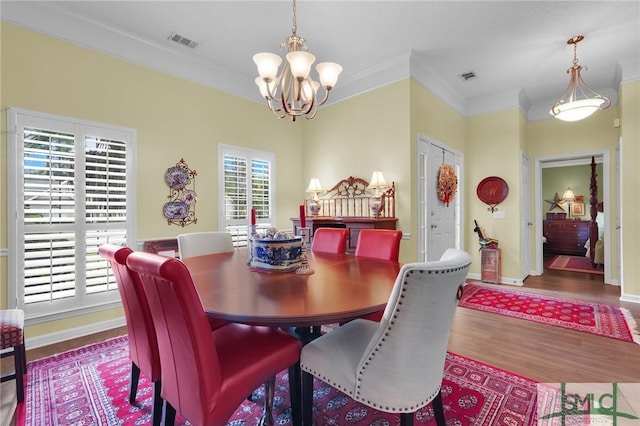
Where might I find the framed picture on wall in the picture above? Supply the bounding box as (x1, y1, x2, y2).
(572, 203, 585, 216)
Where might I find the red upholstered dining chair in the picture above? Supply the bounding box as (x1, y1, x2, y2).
(1, 309, 26, 404)
(355, 229, 402, 261)
(98, 244, 164, 426)
(311, 228, 349, 254)
(126, 251, 303, 426)
(355, 229, 403, 321)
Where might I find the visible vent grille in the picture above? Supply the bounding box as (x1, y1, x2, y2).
(168, 32, 199, 49)
(458, 71, 477, 82)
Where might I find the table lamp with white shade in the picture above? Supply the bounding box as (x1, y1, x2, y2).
(562, 187, 576, 218)
(367, 170, 388, 218)
(306, 178, 323, 216)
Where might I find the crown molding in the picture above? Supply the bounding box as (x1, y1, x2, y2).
(618, 57, 640, 83)
(2, 1, 632, 123)
(409, 52, 467, 117)
(324, 52, 411, 106)
(1, 1, 261, 103)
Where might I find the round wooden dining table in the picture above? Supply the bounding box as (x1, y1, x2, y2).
(182, 249, 401, 328)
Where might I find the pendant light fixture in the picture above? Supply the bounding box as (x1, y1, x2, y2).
(550, 35, 610, 122)
(253, 0, 342, 121)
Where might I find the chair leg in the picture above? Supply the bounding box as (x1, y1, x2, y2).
(261, 376, 276, 426)
(152, 380, 163, 426)
(163, 401, 176, 426)
(129, 362, 140, 404)
(288, 363, 302, 426)
(432, 389, 446, 426)
(15, 343, 25, 404)
(400, 412, 414, 426)
(302, 371, 314, 426)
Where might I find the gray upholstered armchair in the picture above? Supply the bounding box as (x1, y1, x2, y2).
(300, 248, 471, 426)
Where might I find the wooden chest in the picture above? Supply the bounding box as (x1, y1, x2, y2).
(480, 248, 501, 284)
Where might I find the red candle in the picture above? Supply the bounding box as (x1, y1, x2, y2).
(251, 208, 256, 225)
(299, 204, 306, 228)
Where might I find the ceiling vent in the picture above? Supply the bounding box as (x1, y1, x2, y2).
(457, 71, 478, 82)
(168, 32, 199, 49)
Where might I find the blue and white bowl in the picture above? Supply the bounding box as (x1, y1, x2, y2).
(250, 237, 302, 272)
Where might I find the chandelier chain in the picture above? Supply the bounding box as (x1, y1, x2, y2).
(291, 0, 297, 35)
(253, 0, 342, 120)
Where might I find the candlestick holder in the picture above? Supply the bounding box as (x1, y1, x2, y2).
(247, 224, 257, 265)
(295, 227, 314, 275)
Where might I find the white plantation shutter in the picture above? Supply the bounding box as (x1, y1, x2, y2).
(8, 108, 135, 319)
(219, 145, 275, 246)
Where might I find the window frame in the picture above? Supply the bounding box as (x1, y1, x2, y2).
(7, 107, 137, 324)
(217, 144, 276, 246)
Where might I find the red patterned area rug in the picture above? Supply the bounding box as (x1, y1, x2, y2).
(17, 336, 539, 425)
(547, 255, 604, 275)
(460, 283, 640, 344)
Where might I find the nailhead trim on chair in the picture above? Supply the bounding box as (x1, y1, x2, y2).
(352, 271, 442, 412)
(303, 261, 471, 413)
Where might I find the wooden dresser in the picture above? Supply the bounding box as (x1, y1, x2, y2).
(292, 217, 398, 253)
(293, 176, 398, 254)
(543, 219, 589, 256)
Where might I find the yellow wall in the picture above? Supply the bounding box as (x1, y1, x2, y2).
(2, 23, 639, 344)
(466, 109, 523, 280)
(1, 23, 303, 336)
(302, 81, 413, 261)
(620, 80, 640, 300)
(528, 106, 620, 282)
(542, 164, 603, 218)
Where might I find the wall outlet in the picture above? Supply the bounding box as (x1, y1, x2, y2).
(493, 210, 506, 219)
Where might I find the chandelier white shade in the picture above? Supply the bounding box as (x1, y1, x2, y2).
(550, 35, 610, 122)
(253, 0, 342, 121)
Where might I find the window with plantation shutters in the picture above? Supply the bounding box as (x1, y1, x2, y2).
(7, 108, 136, 320)
(219, 144, 275, 246)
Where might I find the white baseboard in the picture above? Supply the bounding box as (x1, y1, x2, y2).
(621, 293, 640, 304)
(25, 317, 126, 350)
(466, 273, 523, 286)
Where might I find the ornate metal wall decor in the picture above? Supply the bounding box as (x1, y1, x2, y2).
(163, 158, 197, 227)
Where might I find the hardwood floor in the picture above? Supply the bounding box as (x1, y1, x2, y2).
(1, 268, 639, 425)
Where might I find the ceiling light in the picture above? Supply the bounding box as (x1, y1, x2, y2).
(253, 0, 342, 121)
(550, 35, 610, 122)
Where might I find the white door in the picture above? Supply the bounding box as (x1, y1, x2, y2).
(418, 137, 462, 261)
(520, 152, 531, 279)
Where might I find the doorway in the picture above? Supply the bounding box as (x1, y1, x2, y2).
(534, 150, 615, 285)
(417, 134, 464, 262)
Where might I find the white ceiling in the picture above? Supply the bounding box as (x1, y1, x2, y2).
(2, 1, 639, 121)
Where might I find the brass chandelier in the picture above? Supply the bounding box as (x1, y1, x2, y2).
(253, 0, 342, 121)
(550, 35, 611, 122)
